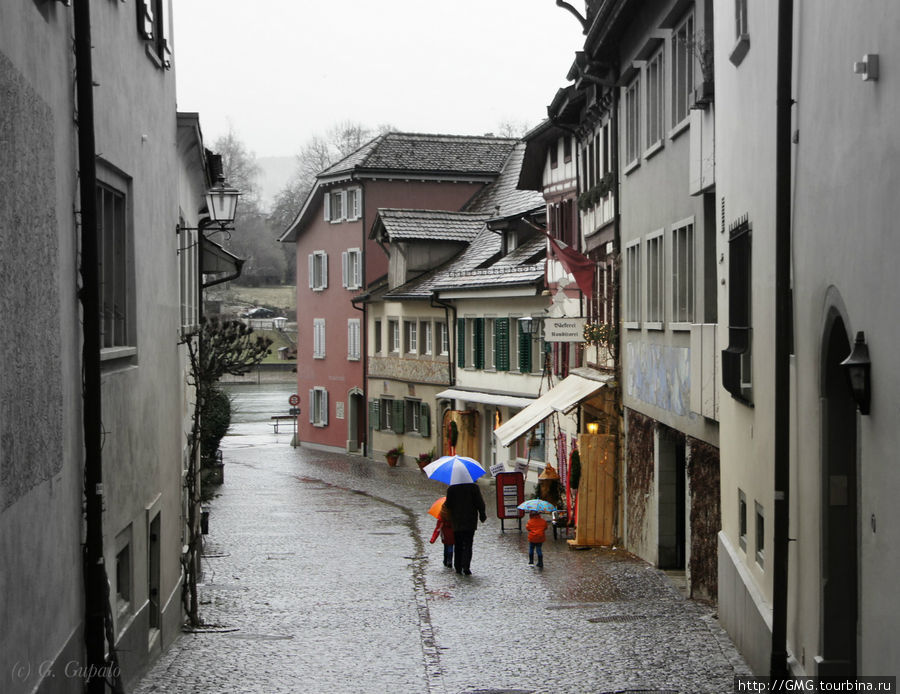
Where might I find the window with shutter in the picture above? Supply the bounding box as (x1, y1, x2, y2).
(473, 318, 485, 369)
(313, 318, 325, 358)
(495, 318, 510, 371)
(392, 400, 405, 434)
(457, 318, 466, 367)
(369, 400, 380, 431)
(419, 403, 430, 437)
(347, 319, 360, 360)
(519, 329, 532, 373)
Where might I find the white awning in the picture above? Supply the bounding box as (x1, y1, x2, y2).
(436, 388, 535, 410)
(492, 372, 610, 447)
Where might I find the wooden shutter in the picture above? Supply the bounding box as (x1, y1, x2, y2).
(321, 390, 328, 426)
(495, 318, 509, 371)
(457, 318, 466, 368)
(323, 191, 331, 221)
(519, 329, 532, 373)
(473, 318, 485, 369)
(392, 399, 405, 434)
(308, 254, 314, 289)
(342, 251, 348, 288)
(309, 389, 315, 423)
(322, 253, 328, 289)
(369, 400, 380, 431)
(420, 403, 430, 437)
(353, 251, 362, 288)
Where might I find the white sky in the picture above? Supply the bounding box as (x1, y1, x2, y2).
(173, 0, 583, 159)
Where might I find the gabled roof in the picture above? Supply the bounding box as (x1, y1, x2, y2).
(319, 132, 518, 179)
(381, 226, 545, 301)
(280, 132, 518, 243)
(370, 209, 490, 243)
(464, 142, 546, 219)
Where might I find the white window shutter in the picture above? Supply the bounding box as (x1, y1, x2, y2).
(322, 390, 329, 425)
(322, 253, 328, 289)
(342, 251, 349, 288)
(308, 254, 314, 289)
(323, 191, 331, 221)
(354, 250, 362, 288)
(339, 191, 347, 222)
(309, 390, 315, 423)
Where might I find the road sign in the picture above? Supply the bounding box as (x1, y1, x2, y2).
(288, 393, 300, 406)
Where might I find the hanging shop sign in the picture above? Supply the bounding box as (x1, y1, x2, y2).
(544, 317, 586, 342)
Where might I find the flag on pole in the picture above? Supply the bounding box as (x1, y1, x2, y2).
(545, 233, 595, 298)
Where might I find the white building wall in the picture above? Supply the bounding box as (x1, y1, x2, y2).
(791, 0, 900, 675)
(714, 0, 781, 676)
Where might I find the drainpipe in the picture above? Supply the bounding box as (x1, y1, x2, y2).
(74, 2, 109, 692)
(771, 0, 794, 679)
(608, 67, 623, 546)
(430, 294, 456, 387)
(351, 294, 367, 457)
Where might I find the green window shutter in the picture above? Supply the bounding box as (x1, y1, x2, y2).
(495, 318, 509, 371)
(457, 318, 466, 367)
(473, 318, 485, 369)
(420, 403, 430, 437)
(392, 399, 405, 434)
(369, 400, 380, 431)
(519, 329, 532, 373)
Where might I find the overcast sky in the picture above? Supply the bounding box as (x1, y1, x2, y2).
(173, 0, 584, 159)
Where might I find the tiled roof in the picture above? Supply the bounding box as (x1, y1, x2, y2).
(464, 142, 546, 218)
(375, 209, 490, 243)
(319, 132, 517, 178)
(384, 227, 545, 299)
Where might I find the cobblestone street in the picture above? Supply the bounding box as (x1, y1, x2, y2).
(132, 384, 749, 694)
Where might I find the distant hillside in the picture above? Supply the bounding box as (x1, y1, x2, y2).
(256, 155, 297, 211)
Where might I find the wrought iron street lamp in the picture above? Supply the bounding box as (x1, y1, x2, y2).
(840, 331, 871, 415)
(204, 173, 241, 229)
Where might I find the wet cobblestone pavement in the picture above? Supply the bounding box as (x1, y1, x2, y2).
(132, 384, 749, 693)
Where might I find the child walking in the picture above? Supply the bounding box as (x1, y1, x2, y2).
(526, 510, 548, 568)
(430, 505, 455, 567)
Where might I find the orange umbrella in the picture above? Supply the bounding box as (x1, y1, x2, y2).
(428, 496, 447, 519)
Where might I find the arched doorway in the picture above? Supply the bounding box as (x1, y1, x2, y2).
(819, 313, 857, 675)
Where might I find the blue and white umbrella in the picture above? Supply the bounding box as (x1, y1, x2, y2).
(517, 499, 557, 514)
(423, 455, 486, 486)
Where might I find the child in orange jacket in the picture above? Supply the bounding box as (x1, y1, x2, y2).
(526, 511, 548, 568)
(430, 506, 455, 568)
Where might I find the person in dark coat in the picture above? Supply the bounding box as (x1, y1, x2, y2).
(444, 482, 486, 575)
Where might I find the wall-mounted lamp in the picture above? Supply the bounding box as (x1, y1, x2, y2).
(840, 331, 871, 415)
(518, 317, 535, 335)
(852, 54, 879, 82)
(205, 173, 241, 227)
(586, 421, 599, 435)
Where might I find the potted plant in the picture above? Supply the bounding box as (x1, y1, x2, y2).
(385, 445, 404, 467)
(416, 450, 434, 471)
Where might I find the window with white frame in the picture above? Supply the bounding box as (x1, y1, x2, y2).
(380, 397, 395, 431)
(646, 47, 665, 150)
(313, 318, 326, 358)
(671, 221, 695, 324)
(420, 321, 432, 356)
(308, 251, 328, 291)
(405, 320, 417, 354)
(345, 188, 361, 220)
(347, 319, 360, 360)
(97, 181, 134, 349)
(624, 76, 641, 166)
(388, 319, 400, 353)
(735, 0, 748, 38)
(438, 321, 449, 356)
(485, 318, 496, 369)
(137, 0, 171, 67)
(646, 232, 664, 326)
(625, 241, 641, 325)
(672, 10, 695, 127)
(342, 248, 362, 290)
(310, 387, 328, 426)
(178, 223, 198, 332)
(374, 319, 382, 354)
(329, 191, 344, 223)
